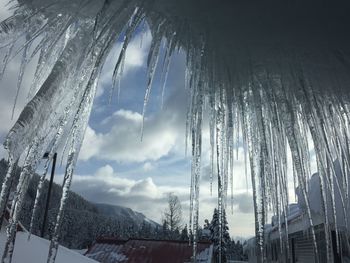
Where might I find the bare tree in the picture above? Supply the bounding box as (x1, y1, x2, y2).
(163, 193, 182, 232)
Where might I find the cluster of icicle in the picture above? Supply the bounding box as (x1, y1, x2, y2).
(0, 0, 350, 262)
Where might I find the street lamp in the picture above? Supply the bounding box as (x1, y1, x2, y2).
(41, 152, 57, 238)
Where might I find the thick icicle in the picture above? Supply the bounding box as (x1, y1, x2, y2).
(1, 2, 350, 262)
(11, 37, 30, 120)
(27, 158, 50, 240)
(47, 76, 98, 263)
(2, 139, 41, 263)
(140, 20, 164, 139)
(0, 158, 14, 226)
(47, 8, 119, 259)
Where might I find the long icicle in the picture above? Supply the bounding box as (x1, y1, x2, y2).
(2, 138, 40, 263)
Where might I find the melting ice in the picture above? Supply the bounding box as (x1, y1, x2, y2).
(0, 0, 350, 262)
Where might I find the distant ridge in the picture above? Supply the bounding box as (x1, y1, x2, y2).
(94, 203, 159, 228)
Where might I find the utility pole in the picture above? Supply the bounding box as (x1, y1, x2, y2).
(41, 152, 57, 238)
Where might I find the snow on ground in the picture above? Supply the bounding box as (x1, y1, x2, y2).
(0, 228, 97, 263)
(72, 248, 89, 255)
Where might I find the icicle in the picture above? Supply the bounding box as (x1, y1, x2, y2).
(11, 36, 31, 120)
(188, 84, 203, 261)
(116, 53, 125, 103)
(47, 79, 97, 262)
(160, 35, 175, 109)
(215, 89, 227, 263)
(209, 98, 215, 195)
(47, 14, 114, 258)
(0, 42, 14, 81)
(140, 21, 164, 139)
(229, 133, 234, 213)
(0, 157, 14, 225)
(110, 7, 143, 103)
(27, 158, 50, 240)
(1, 3, 350, 263)
(2, 139, 40, 263)
(160, 51, 171, 109)
(139, 20, 146, 48)
(317, 156, 332, 262)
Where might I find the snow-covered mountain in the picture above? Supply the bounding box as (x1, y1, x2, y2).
(95, 203, 159, 228)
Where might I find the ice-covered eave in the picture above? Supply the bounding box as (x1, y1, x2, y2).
(20, 0, 350, 75)
(1, 0, 350, 262)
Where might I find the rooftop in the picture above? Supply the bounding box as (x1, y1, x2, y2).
(85, 238, 213, 263)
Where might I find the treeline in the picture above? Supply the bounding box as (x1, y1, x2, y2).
(0, 160, 162, 249)
(0, 159, 248, 261)
(203, 208, 248, 262)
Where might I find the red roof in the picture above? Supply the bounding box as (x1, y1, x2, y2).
(85, 238, 213, 263)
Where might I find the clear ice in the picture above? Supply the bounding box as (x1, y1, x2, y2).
(0, 0, 350, 262)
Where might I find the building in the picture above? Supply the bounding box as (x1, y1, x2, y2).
(245, 161, 350, 263)
(85, 237, 214, 263)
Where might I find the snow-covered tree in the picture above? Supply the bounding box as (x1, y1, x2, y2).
(226, 239, 247, 261)
(161, 219, 170, 239)
(180, 224, 189, 241)
(209, 208, 231, 263)
(204, 219, 210, 230)
(138, 221, 152, 238)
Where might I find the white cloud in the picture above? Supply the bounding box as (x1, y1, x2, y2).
(66, 165, 170, 220)
(0, 4, 257, 237)
(79, 108, 181, 163)
(78, 126, 102, 161)
(66, 164, 255, 237)
(143, 162, 155, 171)
(130, 177, 159, 197)
(96, 30, 152, 98)
(0, 46, 40, 136)
(0, 2, 41, 137)
(101, 109, 143, 125)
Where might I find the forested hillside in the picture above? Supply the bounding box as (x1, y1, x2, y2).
(0, 160, 159, 249)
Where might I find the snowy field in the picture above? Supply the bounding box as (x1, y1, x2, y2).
(0, 229, 97, 263)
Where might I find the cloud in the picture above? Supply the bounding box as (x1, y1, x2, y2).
(0, 4, 256, 235)
(143, 162, 155, 171)
(65, 165, 178, 221)
(232, 193, 254, 213)
(69, 165, 157, 198)
(0, 5, 257, 238)
(53, 162, 256, 236)
(0, 47, 40, 137)
(96, 29, 152, 98)
(79, 108, 183, 163)
(0, 2, 42, 137)
(130, 177, 159, 197)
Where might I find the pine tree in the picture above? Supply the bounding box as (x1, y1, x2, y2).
(162, 219, 169, 239)
(180, 225, 189, 241)
(201, 219, 211, 241)
(204, 219, 210, 230)
(209, 208, 231, 263)
(139, 221, 151, 238)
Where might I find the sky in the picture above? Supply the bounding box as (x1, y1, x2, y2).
(0, 0, 303, 239)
